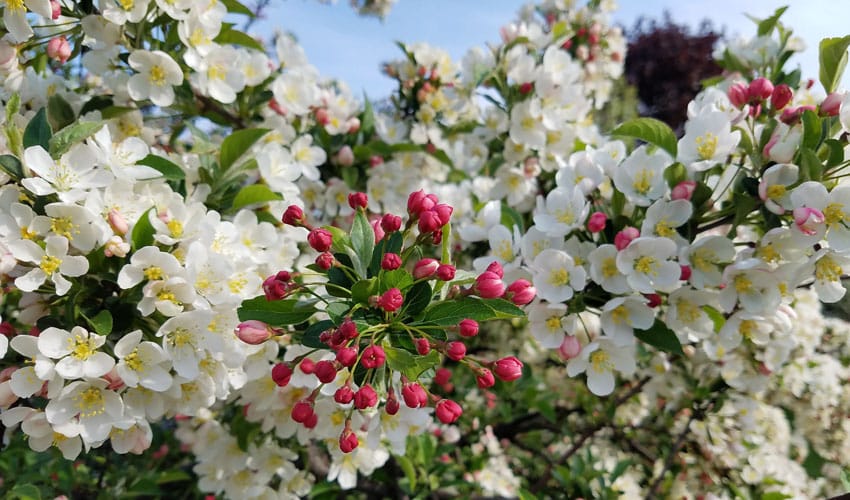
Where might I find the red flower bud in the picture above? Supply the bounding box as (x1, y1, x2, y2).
(519, 81, 534, 94)
(336, 145, 354, 167)
(314, 360, 338, 383)
(298, 358, 315, 374)
(386, 389, 400, 415)
(334, 385, 355, 404)
(435, 367, 452, 385)
(303, 412, 318, 429)
(336, 346, 358, 367)
(291, 400, 314, 423)
(587, 211, 607, 233)
(307, 228, 333, 252)
(476, 368, 495, 388)
(680, 265, 692, 281)
(493, 356, 523, 381)
(416, 338, 431, 355)
(377, 288, 404, 312)
(371, 217, 385, 243)
(381, 253, 402, 270)
(414, 258, 440, 279)
(486, 261, 504, 279)
(748, 77, 774, 101)
(282, 205, 304, 226)
(380, 213, 402, 233)
(614, 227, 639, 250)
(354, 384, 378, 409)
(770, 83, 793, 110)
(504, 279, 535, 305)
(821, 91, 844, 116)
(645, 293, 662, 308)
(315, 252, 334, 270)
(271, 363, 293, 387)
(348, 192, 368, 210)
(435, 399, 463, 424)
(235, 320, 273, 345)
(47, 36, 71, 64)
(361, 345, 386, 369)
(402, 383, 429, 408)
(727, 82, 748, 107)
(338, 318, 359, 340)
(432, 204, 454, 225)
(671, 180, 697, 201)
(339, 427, 359, 453)
(263, 271, 292, 301)
(474, 271, 505, 299)
(446, 341, 466, 361)
(407, 190, 438, 216)
(417, 210, 443, 234)
(436, 264, 456, 281)
(458, 319, 479, 337)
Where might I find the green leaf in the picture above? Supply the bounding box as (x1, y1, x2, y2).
(237, 297, 316, 326)
(611, 117, 678, 157)
(360, 94, 375, 137)
(47, 94, 75, 131)
(231, 184, 283, 211)
(325, 225, 352, 254)
(634, 319, 684, 355)
(819, 36, 850, 93)
(551, 20, 568, 40)
(384, 346, 440, 380)
(215, 28, 265, 52)
(6, 92, 20, 122)
(395, 455, 417, 491)
(403, 281, 433, 317)
(761, 493, 792, 500)
(131, 207, 156, 251)
(518, 489, 537, 500)
(0, 154, 23, 180)
(325, 301, 350, 324)
(824, 138, 845, 168)
(301, 319, 334, 348)
(799, 147, 823, 182)
(702, 305, 725, 333)
(137, 154, 185, 180)
(801, 109, 822, 150)
(418, 297, 524, 327)
(86, 310, 113, 335)
(49, 120, 105, 158)
(220, 128, 269, 170)
(756, 6, 788, 36)
(155, 470, 192, 485)
(379, 269, 413, 293)
(220, 0, 253, 16)
(23, 108, 51, 150)
(350, 210, 374, 278)
(369, 231, 403, 276)
(351, 278, 377, 304)
(840, 468, 850, 492)
(8, 484, 42, 500)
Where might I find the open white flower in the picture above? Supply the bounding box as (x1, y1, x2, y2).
(758, 163, 797, 215)
(599, 296, 654, 345)
(127, 50, 184, 107)
(682, 235, 735, 289)
(114, 330, 173, 392)
(613, 145, 670, 207)
(587, 244, 630, 294)
(1, 0, 53, 42)
(640, 199, 692, 244)
(22, 144, 111, 203)
(38, 326, 115, 380)
(532, 248, 587, 303)
(677, 110, 740, 172)
(809, 249, 850, 303)
(527, 301, 569, 348)
(117, 245, 185, 289)
(566, 337, 636, 396)
(616, 237, 680, 293)
(533, 186, 588, 237)
(45, 379, 125, 445)
(8, 235, 89, 295)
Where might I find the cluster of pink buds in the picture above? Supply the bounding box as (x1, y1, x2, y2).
(457, 261, 537, 306)
(728, 77, 794, 118)
(407, 189, 453, 243)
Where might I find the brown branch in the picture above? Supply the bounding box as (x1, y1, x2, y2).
(194, 93, 247, 129)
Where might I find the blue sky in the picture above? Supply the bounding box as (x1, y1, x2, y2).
(255, 0, 850, 99)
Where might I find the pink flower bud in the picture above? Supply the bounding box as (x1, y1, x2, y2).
(271, 363, 293, 387)
(370, 155, 384, 167)
(504, 279, 535, 305)
(793, 207, 825, 235)
(519, 82, 534, 94)
(380, 213, 402, 233)
(446, 341, 466, 361)
(263, 271, 293, 301)
(336, 346, 358, 367)
(486, 261, 504, 279)
(315, 252, 334, 270)
(416, 338, 431, 355)
(435, 399, 463, 424)
(235, 320, 273, 345)
(282, 205, 304, 226)
(303, 412, 318, 429)
(413, 258, 440, 279)
(770, 83, 793, 110)
(108, 209, 129, 235)
(432, 204, 454, 225)
(339, 427, 359, 453)
(377, 288, 404, 312)
(407, 190, 438, 216)
(458, 319, 479, 337)
(361, 345, 386, 369)
(680, 265, 692, 281)
(402, 383, 429, 408)
(291, 400, 314, 423)
(476, 368, 495, 388)
(436, 264, 456, 281)
(475, 271, 506, 299)
(298, 358, 315, 374)
(307, 228, 333, 252)
(645, 293, 662, 308)
(821, 91, 844, 116)
(314, 108, 329, 125)
(346, 117, 361, 134)
(493, 356, 523, 381)
(727, 82, 748, 107)
(671, 180, 697, 201)
(47, 36, 71, 64)
(314, 360, 338, 383)
(748, 77, 774, 101)
(435, 367, 452, 385)
(336, 145, 354, 167)
(354, 384, 378, 409)
(614, 227, 640, 250)
(558, 336, 582, 360)
(348, 192, 368, 210)
(417, 210, 443, 233)
(371, 217, 385, 243)
(381, 253, 402, 270)
(587, 211, 607, 233)
(385, 389, 400, 415)
(50, 0, 61, 19)
(334, 385, 355, 404)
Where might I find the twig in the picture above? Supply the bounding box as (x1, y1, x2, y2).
(644, 410, 699, 500)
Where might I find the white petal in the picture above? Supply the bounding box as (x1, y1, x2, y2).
(15, 268, 46, 292)
(83, 353, 116, 378)
(38, 327, 71, 358)
(59, 255, 89, 277)
(115, 330, 142, 357)
(55, 357, 85, 379)
(587, 370, 615, 396)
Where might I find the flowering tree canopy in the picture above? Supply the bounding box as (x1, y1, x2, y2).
(1, 0, 850, 498)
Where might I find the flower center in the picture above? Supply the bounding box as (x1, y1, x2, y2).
(634, 256, 656, 275)
(548, 268, 570, 287)
(824, 202, 846, 226)
(144, 266, 164, 281)
(766, 184, 786, 200)
(75, 387, 105, 418)
(610, 305, 629, 324)
(590, 350, 612, 373)
(68, 334, 97, 360)
(149, 65, 167, 86)
(167, 219, 183, 238)
(654, 219, 676, 238)
(734, 275, 753, 293)
(695, 132, 718, 160)
(40, 255, 62, 275)
(632, 169, 654, 195)
(124, 348, 144, 371)
(545, 316, 562, 331)
(815, 257, 843, 282)
(167, 327, 195, 348)
(602, 257, 618, 278)
(50, 216, 78, 241)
